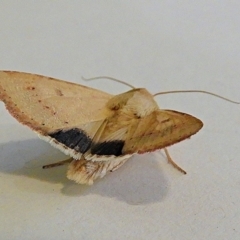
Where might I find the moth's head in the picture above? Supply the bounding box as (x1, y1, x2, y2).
(106, 88, 159, 117)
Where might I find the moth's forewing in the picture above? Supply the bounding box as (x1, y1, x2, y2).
(123, 109, 203, 154)
(0, 71, 113, 160)
(0, 71, 112, 132)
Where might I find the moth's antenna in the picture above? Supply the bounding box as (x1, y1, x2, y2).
(153, 90, 239, 104)
(82, 76, 135, 89)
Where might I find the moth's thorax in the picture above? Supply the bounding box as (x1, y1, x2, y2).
(106, 88, 159, 117)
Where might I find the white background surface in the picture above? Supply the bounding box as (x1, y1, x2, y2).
(0, 1, 240, 239)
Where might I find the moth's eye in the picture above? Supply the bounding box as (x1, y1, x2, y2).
(133, 113, 141, 119)
(110, 105, 120, 111)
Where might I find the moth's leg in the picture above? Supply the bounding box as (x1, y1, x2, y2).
(42, 158, 73, 169)
(163, 148, 187, 174)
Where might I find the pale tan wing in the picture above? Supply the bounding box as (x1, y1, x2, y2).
(122, 109, 203, 154)
(83, 109, 202, 161)
(0, 71, 113, 133)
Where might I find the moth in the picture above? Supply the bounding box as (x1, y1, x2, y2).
(0, 71, 204, 185)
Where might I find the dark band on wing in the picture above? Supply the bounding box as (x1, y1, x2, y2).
(91, 140, 124, 156)
(49, 128, 92, 153)
(49, 128, 125, 156)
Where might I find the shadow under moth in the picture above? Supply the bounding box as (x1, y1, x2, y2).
(0, 71, 234, 185)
